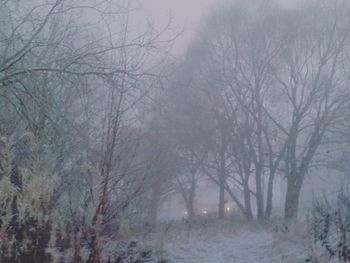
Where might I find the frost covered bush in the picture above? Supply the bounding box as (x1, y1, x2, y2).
(0, 134, 92, 262)
(0, 133, 167, 263)
(0, 134, 55, 262)
(308, 192, 350, 262)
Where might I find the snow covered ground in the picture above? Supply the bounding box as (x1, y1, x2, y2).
(160, 222, 308, 263)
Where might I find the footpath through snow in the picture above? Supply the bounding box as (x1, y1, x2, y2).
(162, 223, 307, 263)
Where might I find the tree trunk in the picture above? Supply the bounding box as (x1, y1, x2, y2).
(284, 171, 304, 221)
(265, 171, 275, 220)
(218, 131, 227, 220)
(188, 178, 196, 220)
(255, 168, 264, 221)
(218, 176, 225, 219)
(243, 178, 253, 220)
(183, 177, 196, 221)
(255, 86, 265, 222)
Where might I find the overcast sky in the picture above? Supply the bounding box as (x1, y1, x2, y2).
(143, 0, 218, 27)
(139, 0, 220, 54)
(138, 0, 299, 55)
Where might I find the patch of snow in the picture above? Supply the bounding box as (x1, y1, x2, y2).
(162, 225, 307, 263)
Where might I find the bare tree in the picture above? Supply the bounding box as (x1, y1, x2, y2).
(179, 0, 350, 221)
(0, 0, 176, 261)
(271, 1, 350, 220)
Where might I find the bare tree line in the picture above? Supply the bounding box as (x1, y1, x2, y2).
(161, 0, 350, 222)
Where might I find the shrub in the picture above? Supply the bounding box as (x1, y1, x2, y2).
(0, 134, 89, 263)
(309, 191, 350, 262)
(0, 133, 165, 263)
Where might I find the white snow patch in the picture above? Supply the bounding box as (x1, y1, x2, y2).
(162, 224, 307, 263)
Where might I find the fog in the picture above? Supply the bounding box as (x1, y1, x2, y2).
(141, 0, 303, 54)
(141, 0, 219, 53)
(1, 0, 350, 262)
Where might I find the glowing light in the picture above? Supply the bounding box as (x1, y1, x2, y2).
(226, 207, 230, 212)
(184, 211, 188, 215)
(203, 210, 208, 215)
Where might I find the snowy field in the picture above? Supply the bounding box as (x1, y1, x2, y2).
(159, 222, 308, 263)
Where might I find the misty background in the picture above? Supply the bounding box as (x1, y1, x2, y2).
(1, 0, 350, 262)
